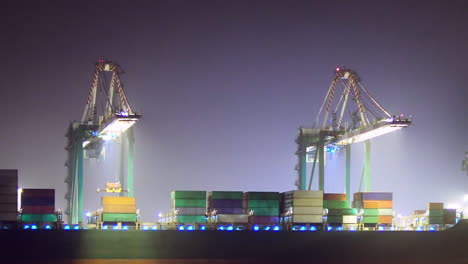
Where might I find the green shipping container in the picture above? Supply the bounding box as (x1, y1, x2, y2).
(177, 215, 207, 223)
(327, 209, 343, 216)
(248, 200, 279, 208)
(363, 216, 379, 224)
(342, 208, 358, 215)
(428, 209, 444, 217)
(246, 192, 280, 200)
(21, 214, 57, 222)
(428, 216, 444, 225)
(323, 200, 350, 209)
(102, 213, 136, 222)
(210, 191, 243, 200)
(249, 207, 279, 216)
(172, 199, 207, 208)
(363, 209, 379, 216)
(326, 215, 343, 223)
(171, 191, 206, 199)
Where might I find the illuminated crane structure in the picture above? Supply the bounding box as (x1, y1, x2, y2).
(295, 68, 411, 202)
(463, 152, 468, 176)
(65, 60, 141, 224)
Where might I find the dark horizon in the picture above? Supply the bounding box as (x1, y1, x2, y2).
(1, 1, 467, 221)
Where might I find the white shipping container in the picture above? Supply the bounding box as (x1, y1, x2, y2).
(290, 215, 323, 223)
(343, 215, 358, 224)
(377, 209, 393, 216)
(283, 190, 323, 199)
(173, 207, 206, 215)
(217, 214, 249, 223)
(284, 198, 323, 207)
(286, 206, 323, 215)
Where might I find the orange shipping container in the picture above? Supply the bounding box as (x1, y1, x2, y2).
(378, 215, 393, 224)
(323, 193, 347, 201)
(428, 202, 444, 210)
(102, 196, 136, 205)
(363, 200, 393, 209)
(102, 204, 136, 213)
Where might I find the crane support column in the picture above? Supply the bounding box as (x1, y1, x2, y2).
(318, 132, 325, 191)
(127, 127, 135, 197)
(364, 140, 371, 192)
(346, 144, 351, 203)
(119, 137, 125, 197)
(77, 142, 84, 224)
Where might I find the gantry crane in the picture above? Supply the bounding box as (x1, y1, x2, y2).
(65, 60, 141, 225)
(295, 68, 411, 202)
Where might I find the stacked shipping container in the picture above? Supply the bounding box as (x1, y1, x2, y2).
(426, 203, 456, 225)
(209, 191, 247, 223)
(282, 190, 323, 224)
(171, 191, 207, 223)
(324, 193, 357, 224)
(0, 170, 18, 222)
(101, 196, 137, 222)
(245, 192, 280, 224)
(21, 189, 56, 222)
(353, 192, 393, 225)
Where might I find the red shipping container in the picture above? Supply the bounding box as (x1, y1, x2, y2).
(324, 193, 347, 201)
(21, 189, 54, 198)
(22, 205, 54, 214)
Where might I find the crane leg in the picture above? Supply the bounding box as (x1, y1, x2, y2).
(346, 145, 351, 203)
(77, 140, 84, 225)
(127, 127, 135, 197)
(308, 143, 319, 190)
(119, 136, 125, 197)
(318, 135, 325, 191)
(364, 140, 371, 192)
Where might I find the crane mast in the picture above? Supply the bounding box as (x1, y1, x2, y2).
(296, 68, 411, 203)
(65, 60, 141, 225)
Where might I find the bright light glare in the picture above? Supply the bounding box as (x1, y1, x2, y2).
(178, 225, 185, 231)
(152, 226, 158, 231)
(100, 116, 139, 138)
(45, 225, 51, 230)
(273, 225, 281, 231)
(142, 226, 149, 230)
(186, 225, 194, 231)
(310, 226, 317, 231)
(31, 225, 37, 230)
(113, 225, 119, 230)
(73, 225, 80, 230)
(336, 120, 409, 146)
(64, 225, 70, 230)
(199, 225, 206, 231)
(23, 225, 30, 230)
(326, 226, 333, 232)
(217, 225, 225, 231)
(122, 225, 128, 230)
(447, 203, 461, 210)
(264, 226, 271, 231)
(300, 226, 307, 231)
(252, 225, 260, 231)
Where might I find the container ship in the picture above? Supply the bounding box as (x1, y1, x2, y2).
(1, 169, 467, 263)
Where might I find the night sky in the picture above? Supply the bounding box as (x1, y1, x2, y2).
(1, 1, 467, 221)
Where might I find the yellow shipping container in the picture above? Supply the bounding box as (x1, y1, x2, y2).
(102, 204, 136, 213)
(101, 196, 136, 205)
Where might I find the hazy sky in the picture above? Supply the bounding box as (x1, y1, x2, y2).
(1, 1, 467, 221)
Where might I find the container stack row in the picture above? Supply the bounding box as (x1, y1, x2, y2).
(282, 190, 323, 224)
(0, 170, 18, 222)
(324, 193, 357, 224)
(209, 191, 247, 223)
(21, 189, 56, 222)
(245, 192, 280, 224)
(426, 203, 456, 225)
(171, 191, 207, 224)
(353, 192, 393, 225)
(101, 196, 137, 222)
